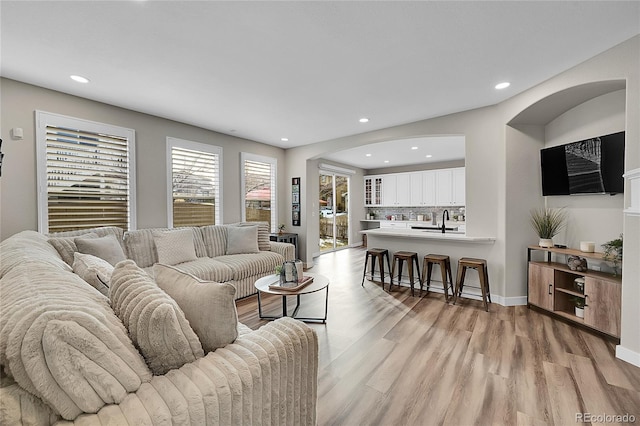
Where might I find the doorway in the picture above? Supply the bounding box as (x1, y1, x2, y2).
(319, 172, 349, 252)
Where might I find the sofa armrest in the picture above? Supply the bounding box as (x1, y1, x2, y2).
(62, 317, 318, 425)
(269, 241, 295, 261)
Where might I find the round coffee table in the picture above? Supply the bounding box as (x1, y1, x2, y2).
(254, 272, 329, 323)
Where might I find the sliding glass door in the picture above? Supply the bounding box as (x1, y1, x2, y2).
(319, 172, 349, 252)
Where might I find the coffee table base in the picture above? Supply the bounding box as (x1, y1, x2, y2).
(257, 288, 329, 323)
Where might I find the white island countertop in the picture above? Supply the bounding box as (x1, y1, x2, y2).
(362, 227, 495, 243)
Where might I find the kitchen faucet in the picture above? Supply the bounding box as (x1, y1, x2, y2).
(441, 209, 449, 233)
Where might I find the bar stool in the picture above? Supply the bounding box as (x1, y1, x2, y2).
(390, 251, 421, 297)
(421, 254, 454, 301)
(362, 248, 392, 290)
(453, 257, 491, 311)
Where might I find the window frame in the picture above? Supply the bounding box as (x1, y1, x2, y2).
(240, 152, 277, 231)
(166, 137, 223, 228)
(35, 110, 137, 233)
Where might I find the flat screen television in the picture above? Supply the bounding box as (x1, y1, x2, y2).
(540, 131, 625, 196)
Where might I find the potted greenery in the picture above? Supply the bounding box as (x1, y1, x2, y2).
(530, 207, 567, 248)
(572, 296, 585, 318)
(602, 234, 623, 277)
(278, 224, 286, 235)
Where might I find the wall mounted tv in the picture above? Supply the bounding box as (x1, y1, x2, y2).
(541, 131, 625, 196)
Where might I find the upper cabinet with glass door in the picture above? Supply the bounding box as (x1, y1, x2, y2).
(364, 175, 383, 206)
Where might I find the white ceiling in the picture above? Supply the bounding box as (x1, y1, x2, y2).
(1, 1, 639, 168)
(322, 135, 465, 170)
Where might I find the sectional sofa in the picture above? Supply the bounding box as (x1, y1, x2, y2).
(0, 224, 317, 425)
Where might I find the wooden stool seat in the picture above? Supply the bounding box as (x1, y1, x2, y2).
(421, 254, 454, 301)
(453, 257, 491, 311)
(362, 248, 392, 290)
(390, 251, 421, 297)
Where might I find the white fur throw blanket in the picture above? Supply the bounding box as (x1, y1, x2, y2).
(0, 262, 152, 420)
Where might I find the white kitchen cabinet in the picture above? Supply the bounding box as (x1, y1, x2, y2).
(410, 171, 436, 206)
(365, 168, 463, 208)
(435, 169, 453, 205)
(422, 170, 436, 206)
(435, 167, 465, 206)
(452, 167, 465, 206)
(382, 173, 410, 206)
(364, 176, 383, 206)
(410, 172, 423, 206)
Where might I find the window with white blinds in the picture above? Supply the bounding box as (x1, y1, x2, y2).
(241, 153, 277, 230)
(36, 111, 136, 233)
(167, 138, 222, 227)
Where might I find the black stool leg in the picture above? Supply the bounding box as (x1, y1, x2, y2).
(438, 261, 449, 302)
(385, 253, 391, 291)
(361, 253, 369, 286)
(377, 254, 385, 290)
(414, 255, 421, 296)
(408, 259, 414, 297)
(445, 260, 454, 302)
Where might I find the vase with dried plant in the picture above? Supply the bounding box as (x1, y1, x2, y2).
(529, 207, 567, 248)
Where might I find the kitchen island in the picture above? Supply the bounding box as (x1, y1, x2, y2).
(361, 227, 498, 302)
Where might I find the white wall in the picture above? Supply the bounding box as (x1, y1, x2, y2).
(0, 78, 288, 239)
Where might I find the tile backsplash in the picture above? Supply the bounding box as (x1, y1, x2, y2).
(366, 206, 466, 222)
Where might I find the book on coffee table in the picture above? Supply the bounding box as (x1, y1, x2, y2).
(269, 275, 314, 291)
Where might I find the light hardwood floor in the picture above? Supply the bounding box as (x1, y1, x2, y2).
(237, 247, 640, 425)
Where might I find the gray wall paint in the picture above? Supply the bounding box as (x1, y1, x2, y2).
(0, 78, 287, 239)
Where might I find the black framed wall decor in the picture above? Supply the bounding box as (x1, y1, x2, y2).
(292, 177, 300, 226)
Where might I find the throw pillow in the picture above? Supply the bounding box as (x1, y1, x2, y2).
(226, 225, 259, 255)
(152, 229, 198, 266)
(153, 264, 238, 352)
(75, 234, 127, 266)
(110, 260, 204, 375)
(72, 252, 113, 296)
(231, 221, 270, 251)
(48, 233, 98, 266)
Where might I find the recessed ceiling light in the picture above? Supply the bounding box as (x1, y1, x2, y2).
(281, 137, 289, 142)
(425, 154, 433, 158)
(411, 147, 418, 150)
(359, 118, 369, 123)
(495, 82, 510, 90)
(70, 75, 90, 84)
(365, 153, 372, 157)
(384, 160, 389, 163)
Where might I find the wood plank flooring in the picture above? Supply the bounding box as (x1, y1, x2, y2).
(237, 247, 640, 425)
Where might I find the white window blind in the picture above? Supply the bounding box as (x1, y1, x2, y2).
(36, 111, 136, 233)
(167, 138, 221, 227)
(242, 153, 277, 230)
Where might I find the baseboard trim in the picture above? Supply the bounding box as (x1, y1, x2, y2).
(387, 281, 527, 307)
(616, 345, 640, 367)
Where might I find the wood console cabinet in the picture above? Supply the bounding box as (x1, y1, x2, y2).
(527, 246, 622, 339)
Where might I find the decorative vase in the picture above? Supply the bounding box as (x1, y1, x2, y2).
(539, 238, 554, 248)
(575, 306, 585, 318)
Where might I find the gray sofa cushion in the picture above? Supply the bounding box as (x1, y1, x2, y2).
(75, 234, 127, 266)
(200, 225, 228, 258)
(163, 257, 234, 283)
(124, 228, 206, 268)
(215, 251, 285, 280)
(226, 225, 260, 255)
